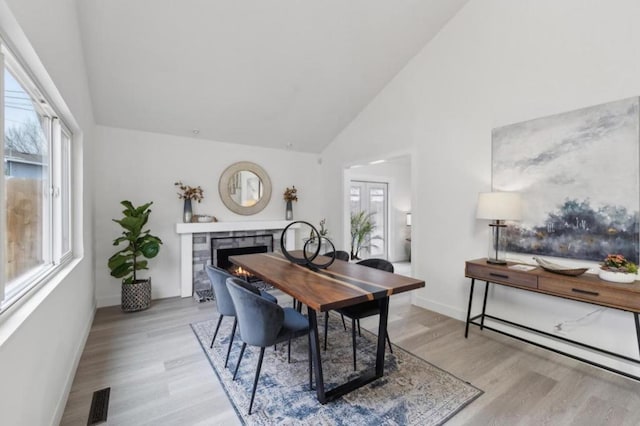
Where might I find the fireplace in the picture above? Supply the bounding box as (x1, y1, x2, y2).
(193, 233, 275, 302)
(216, 245, 268, 281)
(176, 220, 298, 299)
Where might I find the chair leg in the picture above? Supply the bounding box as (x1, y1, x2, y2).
(224, 318, 237, 368)
(232, 342, 247, 381)
(386, 331, 393, 354)
(357, 319, 362, 336)
(210, 314, 223, 348)
(351, 318, 357, 371)
(341, 314, 347, 331)
(248, 347, 266, 415)
(323, 312, 329, 351)
(288, 338, 292, 363)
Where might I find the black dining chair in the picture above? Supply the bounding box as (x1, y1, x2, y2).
(205, 265, 277, 368)
(323, 258, 394, 370)
(226, 277, 312, 415)
(322, 250, 350, 262)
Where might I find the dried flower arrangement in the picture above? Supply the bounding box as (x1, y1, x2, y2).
(174, 181, 204, 202)
(283, 186, 298, 202)
(602, 254, 638, 274)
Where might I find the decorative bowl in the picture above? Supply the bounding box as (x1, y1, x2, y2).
(533, 257, 588, 276)
(598, 269, 637, 283)
(196, 215, 215, 223)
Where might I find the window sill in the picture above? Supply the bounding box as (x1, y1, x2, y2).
(0, 256, 85, 346)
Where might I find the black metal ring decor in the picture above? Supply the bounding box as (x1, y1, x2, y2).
(280, 221, 336, 270)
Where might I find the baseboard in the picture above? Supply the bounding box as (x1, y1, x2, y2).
(412, 294, 466, 321)
(51, 301, 96, 426)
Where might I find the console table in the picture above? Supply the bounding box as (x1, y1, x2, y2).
(465, 258, 640, 381)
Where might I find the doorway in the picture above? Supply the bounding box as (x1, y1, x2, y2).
(350, 180, 388, 259)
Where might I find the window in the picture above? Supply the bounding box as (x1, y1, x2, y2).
(1, 39, 73, 310)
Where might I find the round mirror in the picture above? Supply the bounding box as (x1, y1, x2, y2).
(219, 162, 272, 215)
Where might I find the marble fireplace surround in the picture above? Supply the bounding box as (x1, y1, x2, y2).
(175, 220, 299, 297)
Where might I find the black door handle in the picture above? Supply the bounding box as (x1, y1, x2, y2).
(571, 288, 599, 296)
(489, 273, 509, 279)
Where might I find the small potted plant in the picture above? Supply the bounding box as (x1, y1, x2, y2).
(350, 211, 381, 260)
(283, 186, 298, 220)
(599, 254, 638, 283)
(175, 181, 204, 222)
(108, 201, 163, 311)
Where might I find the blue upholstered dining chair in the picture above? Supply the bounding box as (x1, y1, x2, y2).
(226, 276, 312, 415)
(205, 265, 277, 368)
(323, 258, 394, 370)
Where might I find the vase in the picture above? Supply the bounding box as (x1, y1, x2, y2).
(285, 200, 293, 220)
(598, 269, 637, 283)
(183, 199, 193, 223)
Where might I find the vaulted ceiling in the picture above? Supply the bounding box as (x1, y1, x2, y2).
(78, 0, 468, 153)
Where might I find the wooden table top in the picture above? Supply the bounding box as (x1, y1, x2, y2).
(230, 252, 425, 312)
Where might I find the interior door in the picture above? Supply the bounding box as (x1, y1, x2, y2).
(350, 181, 388, 259)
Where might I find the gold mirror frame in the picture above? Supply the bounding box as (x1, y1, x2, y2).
(218, 161, 272, 215)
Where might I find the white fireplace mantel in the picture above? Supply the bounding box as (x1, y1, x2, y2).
(176, 220, 299, 297)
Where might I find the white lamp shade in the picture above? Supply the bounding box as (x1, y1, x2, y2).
(476, 192, 522, 220)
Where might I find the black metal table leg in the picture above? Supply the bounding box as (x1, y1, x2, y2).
(465, 278, 476, 338)
(307, 307, 326, 403)
(480, 281, 490, 330)
(635, 312, 640, 358)
(306, 297, 393, 403)
(375, 297, 390, 377)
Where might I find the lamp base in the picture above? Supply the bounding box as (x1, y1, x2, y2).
(486, 258, 507, 265)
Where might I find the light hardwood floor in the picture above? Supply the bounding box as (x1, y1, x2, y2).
(61, 290, 640, 425)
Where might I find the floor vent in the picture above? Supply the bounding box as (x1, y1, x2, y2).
(87, 387, 110, 425)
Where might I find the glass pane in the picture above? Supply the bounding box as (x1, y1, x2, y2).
(61, 130, 71, 255)
(350, 186, 361, 213)
(368, 186, 386, 257)
(4, 69, 50, 286)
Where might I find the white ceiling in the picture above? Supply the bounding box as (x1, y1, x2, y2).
(78, 0, 468, 153)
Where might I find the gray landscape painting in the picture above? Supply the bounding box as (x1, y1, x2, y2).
(492, 97, 640, 263)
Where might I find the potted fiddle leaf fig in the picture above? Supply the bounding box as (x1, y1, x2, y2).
(108, 200, 163, 312)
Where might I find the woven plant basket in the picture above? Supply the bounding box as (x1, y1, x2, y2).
(121, 278, 151, 312)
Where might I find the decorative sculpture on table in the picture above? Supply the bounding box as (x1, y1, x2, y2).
(280, 221, 336, 270)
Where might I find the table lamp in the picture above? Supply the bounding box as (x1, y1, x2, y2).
(476, 192, 522, 264)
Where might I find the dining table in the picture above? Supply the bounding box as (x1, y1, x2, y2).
(229, 251, 425, 404)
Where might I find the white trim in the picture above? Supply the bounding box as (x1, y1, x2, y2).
(175, 220, 298, 234)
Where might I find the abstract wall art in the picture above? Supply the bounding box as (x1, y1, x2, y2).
(492, 97, 640, 263)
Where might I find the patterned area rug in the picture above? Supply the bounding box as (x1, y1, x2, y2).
(191, 312, 482, 425)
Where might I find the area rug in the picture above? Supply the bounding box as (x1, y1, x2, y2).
(191, 312, 482, 425)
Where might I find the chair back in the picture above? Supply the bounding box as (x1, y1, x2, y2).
(356, 258, 394, 273)
(227, 277, 284, 347)
(206, 265, 237, 316)
(323, 250, 350, 262)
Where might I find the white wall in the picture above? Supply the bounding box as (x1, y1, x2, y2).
(346, 157, 411, 262)
(321, 0, 640, 375)
(93, 125, 324, 307)
(0, 0, 96, 424)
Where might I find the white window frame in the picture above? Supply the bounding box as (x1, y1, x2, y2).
(1, 37, 73, 311)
